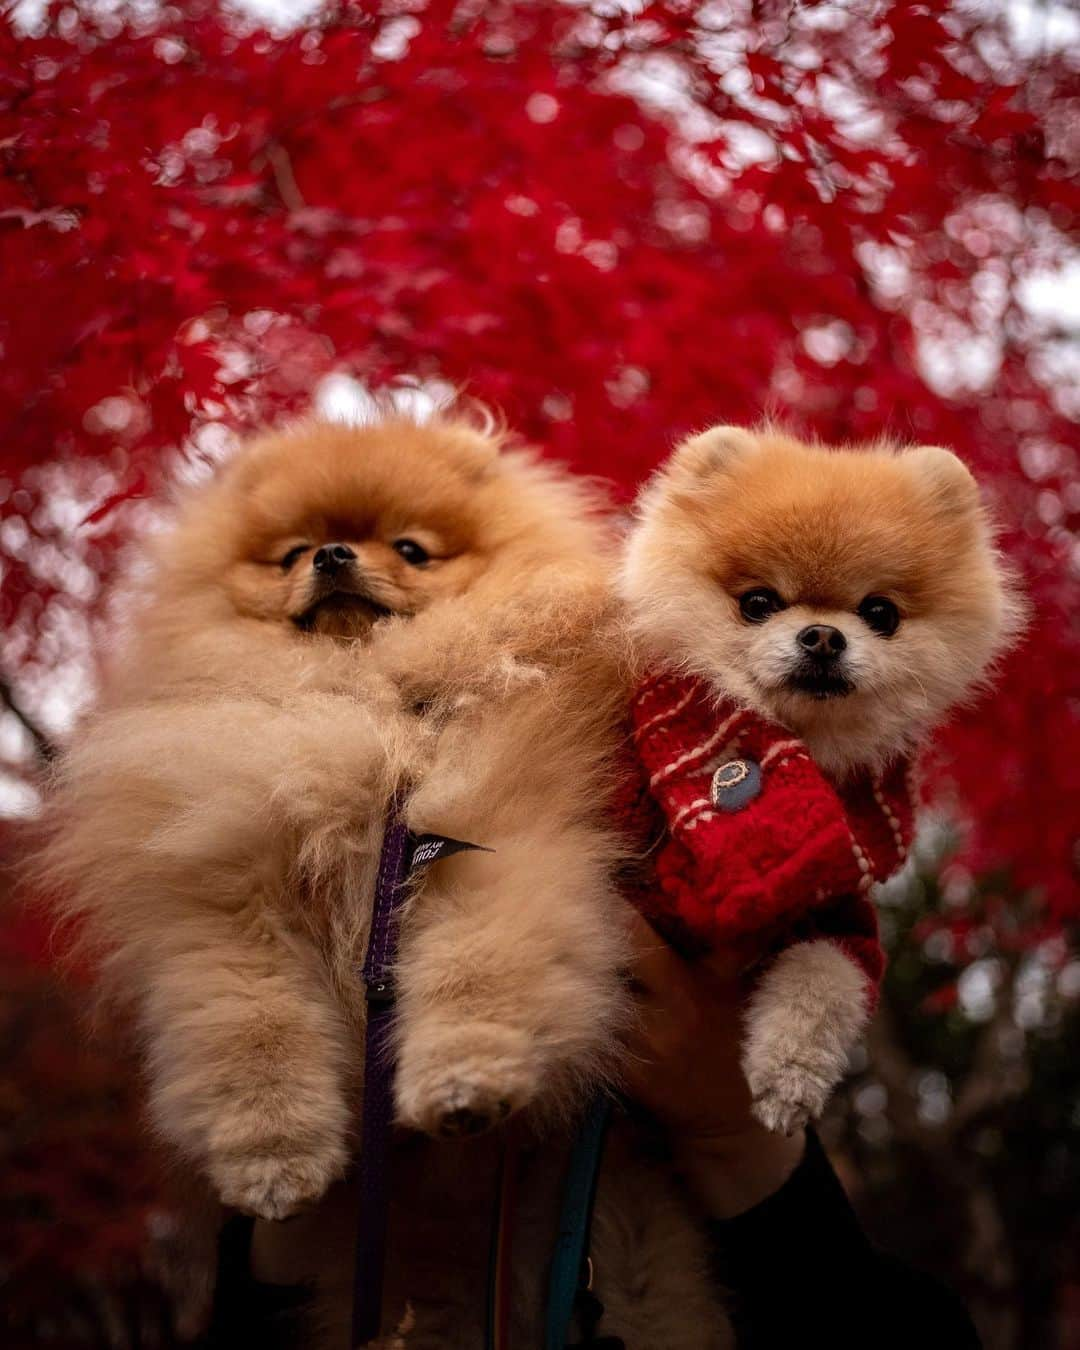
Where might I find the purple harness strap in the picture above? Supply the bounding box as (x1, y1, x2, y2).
(351, 808, 411, 1348)
(351, 810, 493, 1347)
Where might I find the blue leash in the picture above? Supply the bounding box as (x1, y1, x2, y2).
(544, 1095, 612, 1350)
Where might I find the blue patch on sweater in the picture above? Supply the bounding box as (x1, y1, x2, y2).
(710, 757, 762, 812)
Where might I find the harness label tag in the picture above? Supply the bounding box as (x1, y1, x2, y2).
(408, 833, 494, 870)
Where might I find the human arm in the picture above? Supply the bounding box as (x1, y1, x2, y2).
(624, 912, 981, 1347)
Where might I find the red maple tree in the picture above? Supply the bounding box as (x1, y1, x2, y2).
(0, 2, 1076, 1345)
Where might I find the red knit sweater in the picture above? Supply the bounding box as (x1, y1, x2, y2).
(614, 670, 918, 996)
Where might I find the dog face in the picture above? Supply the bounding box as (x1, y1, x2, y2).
(155, 418, 536, 643)
(620, 427, 1022, 774)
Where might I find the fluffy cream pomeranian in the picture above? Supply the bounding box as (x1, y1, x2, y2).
(619, 425, 1022, 1129)
(36, 414, 632, 1224)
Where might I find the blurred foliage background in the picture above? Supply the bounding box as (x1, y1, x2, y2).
(0, 1, 1077, 1346)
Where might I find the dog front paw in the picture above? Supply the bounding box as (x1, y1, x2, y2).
(746, 1060, 829, 1135)
(209, 1140, 346, 1221)
(395, 1020, 541, 1139)
(742, 941, 870, 1135)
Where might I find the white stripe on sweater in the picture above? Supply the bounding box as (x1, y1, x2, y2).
(633, 683, 696, 740)
(683, 808, 716, 832)
(670, 796, 713, 832)
(648, 710, 745, 789)
(760, 738, 804, 768)
(872, 775, 908, 861)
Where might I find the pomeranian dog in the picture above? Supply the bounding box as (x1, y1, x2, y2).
(619, 425, 1022, 1129)
(36, 413, 631, 1227)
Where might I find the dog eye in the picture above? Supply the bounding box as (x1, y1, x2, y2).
(279, 544, 310, 571)
(392, 538, 430, 566)
(738, 588, 785, 623)
(858, 595, 900, 637)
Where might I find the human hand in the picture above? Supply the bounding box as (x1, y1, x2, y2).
(623, 910, 805, 1218)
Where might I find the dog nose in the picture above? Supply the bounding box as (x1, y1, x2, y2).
(313, 543, 357, 575)
(797, 624, 847, 658)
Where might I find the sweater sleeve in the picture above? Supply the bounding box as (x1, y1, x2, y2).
(704, 1129, 981, 1349)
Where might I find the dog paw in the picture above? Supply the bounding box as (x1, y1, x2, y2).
(748, 1073, 821, 1135)
(742, 942, 870, 1136)
(395, 1021, 540, 1138)
(209, 1142, 345, 1221)
(746, 1058, 832, 1136)
(425, 1083, 514, 1139)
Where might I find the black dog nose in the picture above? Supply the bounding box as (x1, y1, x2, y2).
(313, 543, 357, 575)
(797, 624, 847, 658)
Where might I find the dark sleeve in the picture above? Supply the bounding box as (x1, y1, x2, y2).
(704, 1129, 981, 1349)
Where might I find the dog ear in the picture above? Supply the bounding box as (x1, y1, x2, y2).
(432, 418, 504, 482)
(668, 425, 760, 479)
(904, 445, 980, 512)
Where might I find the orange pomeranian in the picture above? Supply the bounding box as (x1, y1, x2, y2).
(36, 413, 631, 1225)
(619, 425, 1023, 1130)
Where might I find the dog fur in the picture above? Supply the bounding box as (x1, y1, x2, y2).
(35, 414, 634, 1223)
(620, 425, 1023, 1131)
